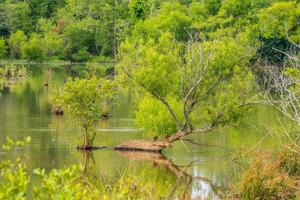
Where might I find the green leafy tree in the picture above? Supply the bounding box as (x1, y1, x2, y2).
(0, 1, 32, 35)
(132, 2, 191, 41)
(254, 1, 300, 63)
(129, 0, 151, 20)
(41, 32, 64, 59)
(56, 77, 117, 149)
(257, 1, 300, 41)
(21, 34, 45, 61)
(8, 30, 27, 59)
(117, 32, 256, 151)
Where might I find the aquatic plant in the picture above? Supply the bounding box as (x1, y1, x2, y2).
(0, 64, 27, 93)
(0, 137, 31, 200)
(55, 77, 118, 149)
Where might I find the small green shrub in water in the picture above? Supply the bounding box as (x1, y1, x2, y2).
(0, 65, 27, 78)
(55, 77, 118, 148)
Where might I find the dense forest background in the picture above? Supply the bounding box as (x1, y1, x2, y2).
(0, 0, 299, 63)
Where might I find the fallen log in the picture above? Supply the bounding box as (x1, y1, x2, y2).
(114, 140, 172, 152)
(114, 124, 214, 152)
(77, 146, 106, 150)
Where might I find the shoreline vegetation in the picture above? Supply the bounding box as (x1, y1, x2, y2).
(0, 59, 117, 65)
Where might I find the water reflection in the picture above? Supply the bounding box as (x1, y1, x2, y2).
(117, 150, 223, 200)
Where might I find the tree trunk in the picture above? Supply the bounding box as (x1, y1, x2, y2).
(83, 126, 88, 148)
(114, 124, 214, 152)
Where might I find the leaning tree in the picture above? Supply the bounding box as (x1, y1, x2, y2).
(115, 32, 257, 151)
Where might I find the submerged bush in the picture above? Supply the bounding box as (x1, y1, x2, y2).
(0, 65, 27, 78)
(0, 65, 27, 92)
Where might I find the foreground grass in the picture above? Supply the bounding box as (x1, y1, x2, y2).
(227, 146, 300, 200)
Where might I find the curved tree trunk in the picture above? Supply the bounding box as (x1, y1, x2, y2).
(114, 123, 214, 152)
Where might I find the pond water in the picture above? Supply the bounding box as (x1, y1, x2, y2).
(0, 64, 288, 199)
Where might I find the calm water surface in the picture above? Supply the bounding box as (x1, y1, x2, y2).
(0, 64, 287, 199)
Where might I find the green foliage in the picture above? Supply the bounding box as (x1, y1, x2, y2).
(1, 136, 31, 151)
(132, 2, 191, 41)
(33, 166, 99, 200)
(27, 0, 66, 20)
(0, 37, 7, 58)
(135, 96, 182, 138)
(129, 0, 151, 20)
(21, 34, 45, 61)
(0, 138, 177, 199)
(0, 0, 298, 63)
(71, 48, 91, 62)
(257, 1, 300, 41)
(56, 77, 118, 147)
(119, 32, 255, 137)
(0, 1, 32, 34)
(0, 137, 31, 200)
(41, 32, 64, 59)
(33, 163, 175, 200)
(8, 30, 27, 59)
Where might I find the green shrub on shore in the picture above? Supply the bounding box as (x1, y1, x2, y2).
(21, 34, 45, 61)
(8, 31, 27, 59)
(229, 147, 300, 200)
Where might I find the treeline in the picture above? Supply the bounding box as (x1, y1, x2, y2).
(0, 0, 299, 63)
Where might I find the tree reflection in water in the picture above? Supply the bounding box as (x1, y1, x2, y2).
(79, 149, 224, 199)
